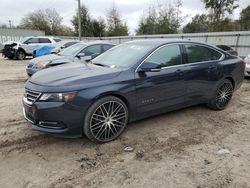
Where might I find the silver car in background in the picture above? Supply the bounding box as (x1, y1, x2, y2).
(244, 55, 250, 77)
(26, 41, 115, 76)
(51, 40, 80, 54)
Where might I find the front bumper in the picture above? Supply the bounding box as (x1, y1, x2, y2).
(22, 98, 84, 138)
(2, 46, 17, 58)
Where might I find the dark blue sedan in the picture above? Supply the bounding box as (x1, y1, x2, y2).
(23, 40, 245, 143)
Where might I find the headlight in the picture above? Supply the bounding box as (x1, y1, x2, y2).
(39, 92, 77, 102)
(34, 60, 50, 69)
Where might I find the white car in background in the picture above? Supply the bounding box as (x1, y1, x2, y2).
(244, 55, 250, 77)
(2, 36, 61, 60)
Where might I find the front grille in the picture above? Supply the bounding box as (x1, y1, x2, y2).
(2, 44, 15, 58)
(25, 89, 41, 104)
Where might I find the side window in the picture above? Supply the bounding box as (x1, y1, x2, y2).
(217, 45, 231, 51)
(185, 44, 222, 63)
(103, 44, 113, 52)
(54, 39, 61, 42)
(39, 38, 51, 43)
(64, 42, 77, 48)
(146, 45, 182, 68)
(81, 45, 102, 57)
(26, 38, 39, 44)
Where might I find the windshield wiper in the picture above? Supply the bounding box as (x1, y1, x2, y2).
(92, 62, 110, 67)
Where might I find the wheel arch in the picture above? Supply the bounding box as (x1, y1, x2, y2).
(224, 76, 235, 89)
(93, 92, 130, 112)
(17, 47, 27, 55)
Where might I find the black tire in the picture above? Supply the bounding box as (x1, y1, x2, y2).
(7, 56, 14, 60)
(16, 50, 26, 60)
(83, 96, 128, 143)
(207, 79, 234, 110)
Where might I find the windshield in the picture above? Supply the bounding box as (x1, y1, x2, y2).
(21, 37, 30, 44)
(92, 43, 153, 68)
(58, 43, 86, 56)
(53, 41, 64, 48)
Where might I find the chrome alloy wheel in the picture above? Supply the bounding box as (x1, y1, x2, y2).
(215, 82, 233, 108)
(90, 101, 127, 142)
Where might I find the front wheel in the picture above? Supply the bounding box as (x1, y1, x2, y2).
(16, 50, 26, 60)
(83, 96, 129, 143)
(207, 79, 234, 110)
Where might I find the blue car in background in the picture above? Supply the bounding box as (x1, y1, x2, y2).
(23, 40, 245, 143)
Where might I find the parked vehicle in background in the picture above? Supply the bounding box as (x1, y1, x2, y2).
(51, 41, 80, 54)
(2, 36, 61, 60)
(244, 54, 250, 77)
(33, 40, 79, 58)
(26, 41, 115, 76)
(22, 40, 245, 142)
(216, 45, 238, 56)
(33, 46, 55, 58)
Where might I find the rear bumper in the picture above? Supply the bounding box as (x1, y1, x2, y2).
(22, 99, 84, 138)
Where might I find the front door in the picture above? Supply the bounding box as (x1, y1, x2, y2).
(135, 44, 187, 116)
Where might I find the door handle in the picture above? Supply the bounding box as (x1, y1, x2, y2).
(207, 65, 217, 73)
(208, 65, 217, 69)
(175, 69, 183, 76)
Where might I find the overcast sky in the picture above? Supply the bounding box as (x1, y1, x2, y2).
(0, 0, 249, 34)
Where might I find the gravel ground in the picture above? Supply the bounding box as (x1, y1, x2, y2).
(0, 56, 250, 188)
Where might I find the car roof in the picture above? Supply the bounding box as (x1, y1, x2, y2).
(60, 40, 80, 43)
(84, 40, 114, 45)
(125, 39, 215, 48)
(29, 36, 61, 39)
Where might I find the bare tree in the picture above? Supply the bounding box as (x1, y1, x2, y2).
(19, 9, 64, 35)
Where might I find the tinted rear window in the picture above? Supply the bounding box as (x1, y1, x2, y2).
(185, 44, 222, 63)
(217, 45, 231, 51)
(39, 38, 51, 43)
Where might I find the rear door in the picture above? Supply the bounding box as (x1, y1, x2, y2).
(135, 44, 188, 115)
(38, 38, 52, 46)
(183, 44, 224, 103)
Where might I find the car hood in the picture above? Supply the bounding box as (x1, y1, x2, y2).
(28, 63, 122, 90)
(3, 41, 22, 45)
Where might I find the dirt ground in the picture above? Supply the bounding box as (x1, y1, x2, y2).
(0, 55, 250, 188)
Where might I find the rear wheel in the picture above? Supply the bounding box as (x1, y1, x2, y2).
(207, 79, 234, 110)
(16, 50, 26, 60)
(83, 96, 128, 143)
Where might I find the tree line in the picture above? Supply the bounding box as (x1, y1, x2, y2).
(1, 0, 250, 36)
(15, 5, 128, 37)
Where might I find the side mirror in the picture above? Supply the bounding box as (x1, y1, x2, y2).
(61, 45, 66, 49)
(139, 61, 161, 72)
(83, 56, 92, 62)
(77, 52, 85, 58)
